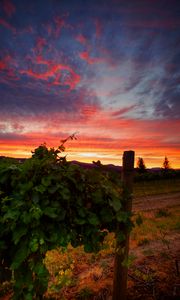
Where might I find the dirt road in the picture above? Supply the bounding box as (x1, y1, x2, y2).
(133, 191, 180, 212)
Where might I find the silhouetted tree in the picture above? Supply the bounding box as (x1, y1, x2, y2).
(92, 160, 102, 167)
(137, 157, 146, 173)
(163, 156, 170, 170)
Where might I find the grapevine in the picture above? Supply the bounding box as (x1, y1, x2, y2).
(0, 138, 132, 299)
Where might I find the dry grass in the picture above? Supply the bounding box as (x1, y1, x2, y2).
(44, 205, 180, 299)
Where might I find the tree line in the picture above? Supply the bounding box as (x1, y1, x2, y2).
(137, 156, 171, 173)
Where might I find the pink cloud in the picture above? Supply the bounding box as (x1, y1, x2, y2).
(79, 51, 102, 65)
(54, 16, 65, 37)
(2, 0, 16, 18)
(95, 19, 102, 38)
(45, 23, 52, 36)
(43, 14, 72, 39)
(111, 105, 139, 117)
(18, 25, 34, 35)
(20, 63, 80, 90)
(36, 55, 49, 65)
(0, 59, 7, 70)
(80, 105, 100, 120)
(0, 17, 16, 33)
(0, 54, 19, 83)
(22, 35, 81, 89)
(29, 37, 48, 61)
(76, 33, 105, 65)
(76, 34, 87, 45)
(12, 122, 24, 131)
(36, 37, 47, 53)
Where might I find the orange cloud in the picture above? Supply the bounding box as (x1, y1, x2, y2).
(0, 108, 179, 168)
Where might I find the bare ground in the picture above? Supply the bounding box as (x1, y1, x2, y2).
(133, 191, 180, 212)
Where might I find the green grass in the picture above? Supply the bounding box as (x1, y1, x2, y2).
(134, 178, 180, 197)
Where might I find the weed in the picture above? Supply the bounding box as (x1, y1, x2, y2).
(100, 260, 108, 271)
(45, 248, 76, 293)
(135, 213, 143, 226)
(122, 253, 137, 268)
(76, 287, 94, 299)
(133, 268, 155, 283)
(173, 221, 180, 230)
(142, 249, 154, 256)
(89, 253, 99, 264)
(137, 238, 150, 246)
(157, 225, 171, 252)
(160, 251, 171, 259)
(155, 209, 171, 218)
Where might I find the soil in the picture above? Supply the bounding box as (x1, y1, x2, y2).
(133, 191, 180, 212)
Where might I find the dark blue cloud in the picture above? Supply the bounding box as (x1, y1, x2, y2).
(0, 79, 99, 116)
(0, 0, 180, 120)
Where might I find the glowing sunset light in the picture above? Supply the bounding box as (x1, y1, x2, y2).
(0, 0, 180, 168)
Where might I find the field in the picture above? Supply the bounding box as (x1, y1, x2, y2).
(0, 178, 180, 300)
(134, 178, 180, 197)
(44, 179, 180, 300)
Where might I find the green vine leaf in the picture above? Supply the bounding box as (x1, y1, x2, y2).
(88, 213, 100, 225)
(100, 208, 113, 223)
(29, 238, 39, 252)
(11, 242, 29, 269)
(135, 214, 143, 226)
(109, 197, 122, 212)
(24, 293, 33, 300)
(116, 211, 129, 223)
(13, 227, 28, 245)
(43, 207, 58, 218)
(75, 218, 86, 225)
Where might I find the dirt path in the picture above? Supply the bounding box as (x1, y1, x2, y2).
(133, 191, 180, 212)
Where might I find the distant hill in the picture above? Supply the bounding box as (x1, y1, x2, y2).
(0, 156, 26, 163)
(70, 160, 122, 172)
(0, 156, 179, 172)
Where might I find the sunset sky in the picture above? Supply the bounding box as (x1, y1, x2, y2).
(0, 0, 180, 168)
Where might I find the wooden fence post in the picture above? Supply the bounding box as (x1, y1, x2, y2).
(112, 150, 135, 300)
